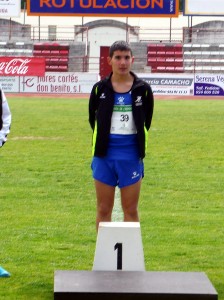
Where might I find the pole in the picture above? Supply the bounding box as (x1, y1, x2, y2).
(169, 18, 172, 42)
(9, 18, 12, 40)
(82, 17, 84, 42)
(38, 16, 40, 41)
(126, 17, 128, 42)
(23, 1, 26, 25)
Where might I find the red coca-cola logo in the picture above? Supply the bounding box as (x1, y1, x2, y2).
(0, 57, 45, 76)
(0, 58, 31, 75)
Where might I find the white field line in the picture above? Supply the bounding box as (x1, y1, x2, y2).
(10, 136, 63, 140)
(112, 187, 123, 221)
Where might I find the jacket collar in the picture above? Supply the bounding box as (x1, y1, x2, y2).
(103, 71, 143, 90)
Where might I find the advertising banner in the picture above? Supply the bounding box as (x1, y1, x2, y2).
(194, 74, 224, 96)
(0, 0, 21, 17)
(0, 57, 46, 77)
(184, 0, 224, 16)
(0, 77, 19, 93)
(27, 0, 179, 17)
(19, 72, 99, 94)
(1, 73, 197, 95)
(139, 73, 194, 95)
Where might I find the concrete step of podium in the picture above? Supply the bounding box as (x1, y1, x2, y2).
(54, 270, 218, 300)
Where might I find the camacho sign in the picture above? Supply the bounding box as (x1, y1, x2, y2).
(27, 0, 179, 17)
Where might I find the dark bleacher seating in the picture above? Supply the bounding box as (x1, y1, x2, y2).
(33, 42, 69, 72)
(147, 43, 183, 73)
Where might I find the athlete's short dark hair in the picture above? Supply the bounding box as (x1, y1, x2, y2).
(109, 40, 133, 58)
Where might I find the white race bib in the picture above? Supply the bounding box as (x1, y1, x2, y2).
(110, 105, 137, 135)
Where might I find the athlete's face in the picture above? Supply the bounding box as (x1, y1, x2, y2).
(107, 50, 134, 76)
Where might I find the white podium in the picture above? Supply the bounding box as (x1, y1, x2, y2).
(55, 224, 218, 300)
(92, 222, 145, 271)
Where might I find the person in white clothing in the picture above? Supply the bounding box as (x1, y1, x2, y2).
(0, 87, 12, 278)
(0, 87, 11, 148)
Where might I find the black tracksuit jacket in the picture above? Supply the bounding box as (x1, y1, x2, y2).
(89, 72, 154, 159)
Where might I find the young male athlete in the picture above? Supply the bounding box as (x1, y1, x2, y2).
(0, 87, 11, 148)
(89, 40, 154, 229)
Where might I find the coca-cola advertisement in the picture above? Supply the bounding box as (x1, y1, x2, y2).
(0, 57, 45, 77)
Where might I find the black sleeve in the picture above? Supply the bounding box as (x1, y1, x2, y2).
(144, 84, 154, 131)
(88, 80, 104, 131)
(88, 83, 98, 130)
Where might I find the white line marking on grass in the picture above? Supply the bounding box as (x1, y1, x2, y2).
(112, 187, 123, 221)
(11, 136, 63, 140)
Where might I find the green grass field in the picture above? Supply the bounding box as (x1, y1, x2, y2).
(1, 96, 223, 299)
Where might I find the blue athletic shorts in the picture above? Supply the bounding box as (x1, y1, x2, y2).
(91, 157, 144, 188)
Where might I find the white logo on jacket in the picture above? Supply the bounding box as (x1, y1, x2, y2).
(100, 93, 106, 99)
(135, 96, 142, 106)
